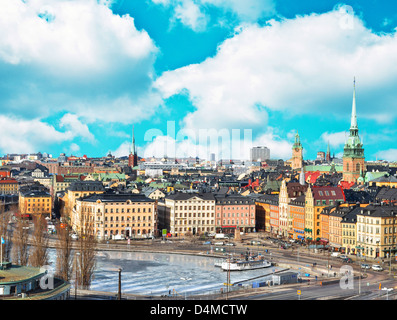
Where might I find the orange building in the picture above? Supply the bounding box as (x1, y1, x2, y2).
(290, 195, 305, 241)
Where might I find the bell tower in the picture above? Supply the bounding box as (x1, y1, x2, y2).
(291, 131, 303, 170)
(342, 78, 365, 183)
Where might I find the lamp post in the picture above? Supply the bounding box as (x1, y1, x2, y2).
(382, 287, 393, 300)
(118, 268, 122, 300)
(74, 251, 80, 300)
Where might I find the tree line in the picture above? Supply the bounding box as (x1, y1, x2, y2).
(0, 201, 96, 290)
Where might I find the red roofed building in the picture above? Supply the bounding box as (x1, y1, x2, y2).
(304, 185, 345, 243)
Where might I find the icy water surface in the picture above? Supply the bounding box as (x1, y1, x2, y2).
(48, 249, 282, 295)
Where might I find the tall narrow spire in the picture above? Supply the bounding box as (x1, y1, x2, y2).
(350, 77, 357, 129)
(131, 125, 136, 155)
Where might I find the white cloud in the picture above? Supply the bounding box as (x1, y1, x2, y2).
(201, 0, 276, 22)
(375, 149, 397, 162)
(0, 0, 161, 124)
(0, 116, 74, 154)
(59, 113, 95, 143)
(320, 131, 348, 148)
(151, 0, 275, 31)
(112, 141, 131, 158)
(154, 7, 397, 158)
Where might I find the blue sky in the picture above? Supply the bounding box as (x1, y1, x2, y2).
(1, 0, 397, 162)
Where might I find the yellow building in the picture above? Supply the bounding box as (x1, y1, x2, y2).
(356, 204, 397, 259)
(0, 179, 19, 195)
(19, 189, 52, 218)
(304, 185, 345, 243)
(73, 193, 158, 240)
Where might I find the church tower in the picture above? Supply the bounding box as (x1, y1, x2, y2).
(342, 78, 365, 183)
(291, 131, 303, 170)
(128, 126, 138, 168)
(326, 141, 331, 162)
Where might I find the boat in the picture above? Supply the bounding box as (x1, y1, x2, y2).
(221, 255, 271, 271)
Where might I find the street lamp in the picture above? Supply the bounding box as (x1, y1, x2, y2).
(74, 251, 80, 300)
(118, 268, 122, 300)
(382, 287, 393, 300)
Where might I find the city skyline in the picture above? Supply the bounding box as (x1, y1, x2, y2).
(1, 0, 397, 161)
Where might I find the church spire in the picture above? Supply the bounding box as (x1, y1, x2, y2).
(350, 77, 357, 130)
(131, 125, 136, 155)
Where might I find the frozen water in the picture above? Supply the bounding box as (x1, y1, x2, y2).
(47, 249, 282, 296)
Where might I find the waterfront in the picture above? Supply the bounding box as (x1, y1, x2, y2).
(48, 249, 283, 296)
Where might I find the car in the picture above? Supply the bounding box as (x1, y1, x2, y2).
(339, 254, 348, 259)
(342, 258, 353, 263)
(214, 241, 224, 246)
(70, 233, 78, 240)
(361, 263, 370, 269)
(372, 264, 383, 271)
(331, 252, 340, 257)
(225, 242, 235, 246)
(203, 241, 212, 245)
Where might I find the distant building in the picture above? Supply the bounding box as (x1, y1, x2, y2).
(250, 146, 270, 162)
(128, 126, 138, 168)
(0, 179, 19, 195)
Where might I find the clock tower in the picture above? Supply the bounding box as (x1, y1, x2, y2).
(291, 131, 303, 170)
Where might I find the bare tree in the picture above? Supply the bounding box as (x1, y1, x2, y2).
(76, 202, 96, 290)
(0, 203, 14, 261)
(12, 213, 30, 266)
(55, 201, 73, 282)
(29, 214, 49, 267)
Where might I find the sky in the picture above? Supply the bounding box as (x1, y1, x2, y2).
(1, 0, 397, 162)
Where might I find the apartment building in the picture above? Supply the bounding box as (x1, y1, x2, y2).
(304, 185, 345, 243)
(356, 204, 397, 259)
(158, 192, 216, 236)
(215, 194, 256, 234)
(73, 193, 158, 240)
(19, 189, 52, 218)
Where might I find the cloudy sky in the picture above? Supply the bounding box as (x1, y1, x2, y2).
(1, 0, 397, 161)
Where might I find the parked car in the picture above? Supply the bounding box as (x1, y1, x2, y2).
(331, 252, 340, 257)
(339, 254, 348, 259)
(342, 258, 353, 263)
(203, 241, 212, 245)
(214, 241, 224, 246)
(372, 264, 383, 271)
(225, 242, 235, 246)
(70, 233, 78, 240)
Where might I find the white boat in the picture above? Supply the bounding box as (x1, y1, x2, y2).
(221, 256, 271, 271)
(214, 259, 224, 267)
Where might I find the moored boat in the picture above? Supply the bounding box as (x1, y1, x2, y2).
(221, 255, 271, 271)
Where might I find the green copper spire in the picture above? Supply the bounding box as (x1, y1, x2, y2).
(293, 130, 302, 149)
(130, 125, 136, 155)
(343, 78, 364, 158)
(351, 77, 357, 130)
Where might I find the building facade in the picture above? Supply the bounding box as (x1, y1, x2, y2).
(159, 193, 216, 236)
(215, 194, 256, 234)
(73, 193, 158, 240)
